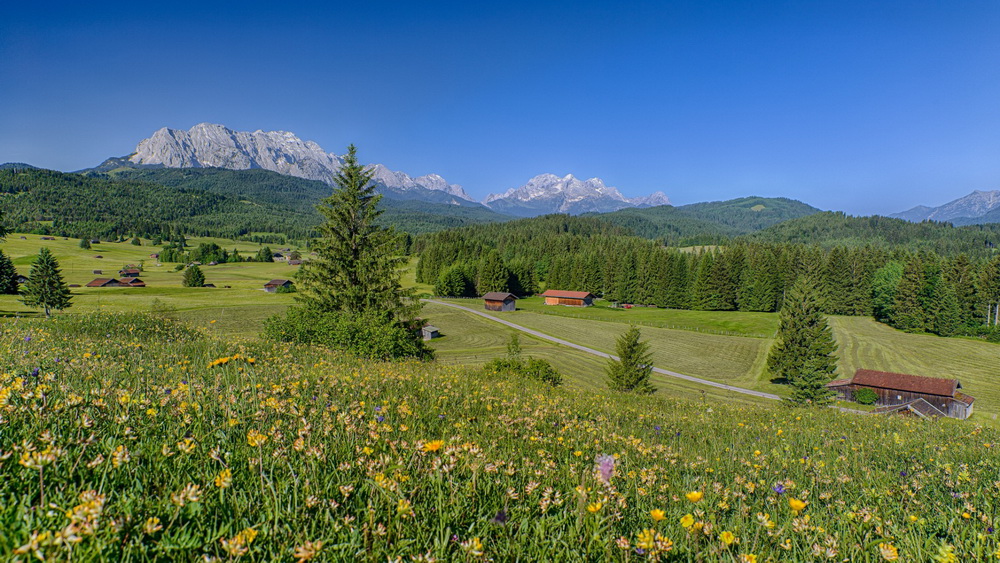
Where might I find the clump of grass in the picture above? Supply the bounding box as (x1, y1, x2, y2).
(1, 314, 999, 561)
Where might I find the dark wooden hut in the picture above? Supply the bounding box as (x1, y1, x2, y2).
(541, 289, 595, 307)
(827, 369, 975, 420)
(482, 292, 518, 312)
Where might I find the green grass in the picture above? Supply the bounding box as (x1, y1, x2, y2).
(510, 296, 778, 338)
(830, 315, 1000, 422)
(423, 302, 780, 401)
(3, 312, 1000, 561)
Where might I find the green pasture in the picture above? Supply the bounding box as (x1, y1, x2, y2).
(422, 302, 770, 406)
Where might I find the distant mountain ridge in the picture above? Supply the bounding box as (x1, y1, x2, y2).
(115, 123, 672, 216)
(892, 190, 1000, 225)
(124, 123, 476, 205)
(484, 173, 670, 216)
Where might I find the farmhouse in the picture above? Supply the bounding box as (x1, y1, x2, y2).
(264, 279, 294, 293)
(541, 289, 595, 307)
(422, 325, 441, 341)
(482, 292, 518, 312)
(826, 369, 975, 420)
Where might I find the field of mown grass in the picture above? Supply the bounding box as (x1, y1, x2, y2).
(831, 316, 1000, 422)
(2, 312, 1000, 561)
(422, 303, 770, 407)
(436, 300, 779, 396)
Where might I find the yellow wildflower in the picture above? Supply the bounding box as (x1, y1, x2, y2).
(247, 430, 267, 447)
(422, 440, 445, 453)
(685, 491, 704, 503)
(879, 542, 899, 561)
(680, 513, 695, 528)
(789, 498, 807, 514)
(649, 509, 666, 522)
(214, 468, 232, 488)
(739, 555, 758, 563)
(397, 498, 414, 518)
(587, 501, 604, 513)
(720, 531, 736, 546)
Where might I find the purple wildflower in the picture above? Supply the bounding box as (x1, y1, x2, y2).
(594, 454, 616, 485)
(376, 415, 385, 423)
(772, 484, 785, 494)
(24, 335, 31, 342)
(490, 510, 508, 524)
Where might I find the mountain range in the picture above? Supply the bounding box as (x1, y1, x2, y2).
(110, 123, 671, 216)
(892, 190, 1000, 225)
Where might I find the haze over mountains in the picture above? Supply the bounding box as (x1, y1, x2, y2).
(114, 123, 672, 216)
(892, 190, 1000, 226)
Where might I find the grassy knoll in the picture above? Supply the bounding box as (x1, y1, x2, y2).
(830, 316, 1000, 422)
(2, 312, 1000, 561)
(431, 300, 780, 396)
(511, 296, 778, 338)
(422, 303, 770, 406)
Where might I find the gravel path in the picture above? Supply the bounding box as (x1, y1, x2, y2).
(425, 300, 782, 401)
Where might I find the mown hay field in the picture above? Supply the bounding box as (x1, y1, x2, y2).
(1, 313, 999, 561)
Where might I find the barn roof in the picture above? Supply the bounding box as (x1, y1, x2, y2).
(541, 289, 595, 299)
(482, 292, 517, 301)
(845, 369, 960, 398)
(264, 279, 292, 287)
(86, 278, 117, 287)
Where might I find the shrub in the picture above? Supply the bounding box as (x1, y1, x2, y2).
(483, 334, 562, 386)
(263, 307, 431, 360)
(853, 387, 878, 405)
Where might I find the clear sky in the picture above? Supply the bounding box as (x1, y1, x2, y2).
(2, 0, 998, 214)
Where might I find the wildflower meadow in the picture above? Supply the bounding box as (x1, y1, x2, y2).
(2, 312, 999, 561)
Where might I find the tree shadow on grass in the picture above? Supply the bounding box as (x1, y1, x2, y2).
(0, 310, 44, 319)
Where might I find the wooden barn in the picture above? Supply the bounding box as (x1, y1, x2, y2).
(482, 292, 518, 312)
(826, 369, 975, 420)
(86, 278, 122, 287)
(541, 289, 595, 307)
(119, 268, 141, 278)
(264, 279, 294, 293)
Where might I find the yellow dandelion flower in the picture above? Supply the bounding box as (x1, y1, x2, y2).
(685, 491, 704, 503)
(649, 509, 666, 522)
(789, 498, 807, 514)
(422, 440, 445, 453)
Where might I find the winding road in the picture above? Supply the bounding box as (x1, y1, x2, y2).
(424, 299, 782, 401)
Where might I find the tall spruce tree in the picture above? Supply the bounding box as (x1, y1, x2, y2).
(766, 277, 838, 406)
(20, 247, 72, 317)
(0, 249, 18, 295)
(979, 255, 1000, 327)
(476, 250, 510, 294)
(606, 326, 655, 394)
(892, 256, 927, 332)
(296, 145, 414, 319)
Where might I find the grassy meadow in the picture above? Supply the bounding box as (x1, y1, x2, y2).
(3, 313, 1000, 561)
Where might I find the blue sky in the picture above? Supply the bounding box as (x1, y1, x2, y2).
(2, 1, 998, 214)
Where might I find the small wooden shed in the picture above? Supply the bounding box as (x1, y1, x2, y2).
(422, 325, 441, 341)
(119, 268, 141, 278)
(541, 289, 595, 307)
(482, 292, 518, 312)
(264, 279, 294, 293)
(827, 369, 975, 420)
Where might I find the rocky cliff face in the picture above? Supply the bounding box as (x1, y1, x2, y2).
(484, 173, 670, 216)
(129, 123, 474, 201)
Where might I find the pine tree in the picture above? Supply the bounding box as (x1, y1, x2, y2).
(978, 255, 1000, 327)
(766, 277, 838, 406)
(930, 279, 962, 337)
(20, 247, 72, 317)
(296, 145, 414, 319)
(182, 264, 205, 287)
(0, 249, 18, 295)
(892, 256, 927, 332)
(79, 238, 91, 250)
(606, 326, 655, 394)
(255, 246, 274, 263)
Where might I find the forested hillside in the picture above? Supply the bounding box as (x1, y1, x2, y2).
(590, 196, 820, 243)
(0, 168, 316, 241)
(748, 211, 1000, 257)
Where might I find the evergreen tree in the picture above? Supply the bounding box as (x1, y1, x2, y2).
(0, 249, 18, 294)
(871, 261, 904, 323)
(20, 247, 72, 317)
(892, 256, 927, 332)
(255, 246, 274, 263)
(766, 277, 838, 406)
(436, 264, 471, 297)
(131, 237, 142, 246)
(605, 326, 655, 394)
(978, 255, 1000, 327)
(930, 279, 962, 337)
(182, 265, 205, 287)
(296, 145, 414, 319)
(945, 254, 979, 327)
(79, 238, 91, 250)
(476, 249, 510, 294)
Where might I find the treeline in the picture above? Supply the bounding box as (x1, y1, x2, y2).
(0, 168, 318, 241)
(416, 215, 1000, 339)
(747, 211, 1000, 259)
(157, 241, 283, 264)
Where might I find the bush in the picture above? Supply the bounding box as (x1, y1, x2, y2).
(263, 307, 431, 360)
(483, 336, 562, 386)
(853, 387, 878, 405)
